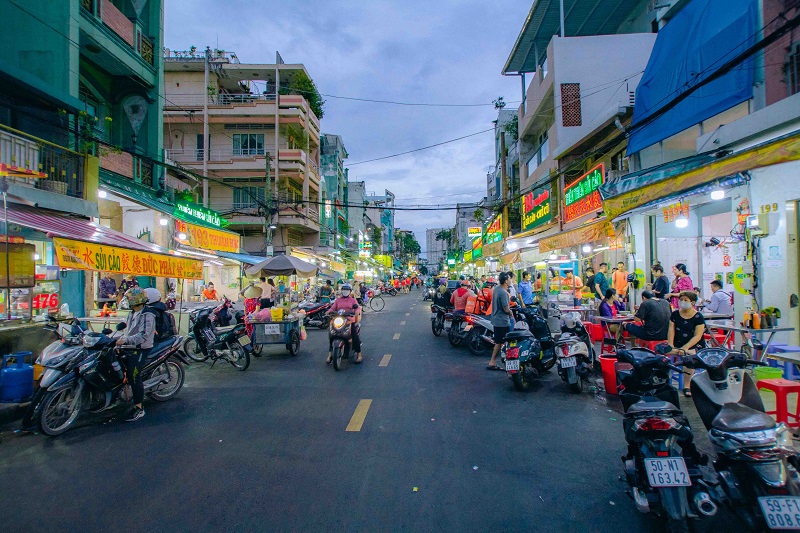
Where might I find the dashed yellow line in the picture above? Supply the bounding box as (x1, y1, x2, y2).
(393, 333, 401, 340)
(379, 354, 392, 367)
(346, 399, 373, 432)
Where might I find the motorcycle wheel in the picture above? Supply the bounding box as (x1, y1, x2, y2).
(448, 324, 462, 347)
(21, 387, 46, 430)
(568, 368, 583, 393)
(229, 343, 250, 371)
(512, 364, 532, 392)
(332, 342, 345, 371)
(38, 385, 83, 436)
(319, 316, 330, 330)
(467, 330, 489, 356)
(148, 359, 185, 401)
(287, 330, 300, 356)
(432, 315, 444, 337)
(183, 337, 208, 363)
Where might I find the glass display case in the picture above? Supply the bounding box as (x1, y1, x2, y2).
(32, 265, 61, 317)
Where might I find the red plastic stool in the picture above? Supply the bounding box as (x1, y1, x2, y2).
(756, 378, 800, 427)
(636, 340, 662, 351)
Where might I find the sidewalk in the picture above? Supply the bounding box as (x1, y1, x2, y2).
(0, 401, 27, 426)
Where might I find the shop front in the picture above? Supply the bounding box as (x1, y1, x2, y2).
(174, 218, 244, 302)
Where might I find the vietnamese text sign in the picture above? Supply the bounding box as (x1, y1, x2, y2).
(564, 163, 604, 223)
(53, 238, 204, 279)
(175, 220, 240, 253)
(484, 214, 503, 245)
(175, 200, 226, 228)
(467, 226, 482, 237)
(521, 186, 552, 231)
(472, 236, 483, 259)
(0, 243, 35, 288)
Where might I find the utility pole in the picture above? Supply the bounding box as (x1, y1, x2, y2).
(499, 128, 509, 238)
(202, 46, 210, 207)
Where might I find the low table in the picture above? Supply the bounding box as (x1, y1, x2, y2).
(705, 320, 795, 360)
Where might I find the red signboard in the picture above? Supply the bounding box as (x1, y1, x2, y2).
(32, 293, 59, 310)
(564, 163, 605, 223)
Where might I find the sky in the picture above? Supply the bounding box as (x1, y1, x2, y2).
(165, 0, 528, 254)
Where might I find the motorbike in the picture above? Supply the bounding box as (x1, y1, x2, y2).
(430, 304, 449, 337)
(503, 321, 557, 391)
(329, 305, 360, 371)
(384, 286, 398, 296)
(617, 347, 715, 532)
(299, 299, 332, 329)
(21, 317, 87, 430)
(34, 324, 188, 436)
(446, 312, 472, 347)
(465, 313, 494, 356)
(515, 305, 558, 362)
(423, 286, 435, 301)
(184, 304, 251, 370)
(555, 312, 594, 393)
(680, 346, 800, 530)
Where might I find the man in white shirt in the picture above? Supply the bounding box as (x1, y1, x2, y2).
(705, 279, 734, 316)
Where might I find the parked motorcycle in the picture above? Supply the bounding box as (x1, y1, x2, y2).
(447, 312, 471, 347)
(681, 346, 800, 530)
(423, 286, 435, 301)
(21, 317, 87, 430)
(300, 299, 332, 329)
(617, 347, 714, 532)
(329, 305, 360, 371)
(184, 305, 251, 370)
(34, 324, 188, 435)
(515, 305, 558, 362)
(466, 313, 494, 356)
(430, 304, 449, 337)
(555, 312, 594, 393)
(503, 323, 556, 391)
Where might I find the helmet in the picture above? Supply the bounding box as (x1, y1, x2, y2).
(439, 278, 447, 286)
(459, 275, 466, 281)
(563, 312, 580, 330)
(341, 283, 352, 292)
(460, 280, 470, 287)
(144, 287, 162, 304)
(125, 287, 148, 307)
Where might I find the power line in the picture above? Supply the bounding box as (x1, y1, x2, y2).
(347, 128, 495, 165)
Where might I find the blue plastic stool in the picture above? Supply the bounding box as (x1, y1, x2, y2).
(669, 355, 685, 390)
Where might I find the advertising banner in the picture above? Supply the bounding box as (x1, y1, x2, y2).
(175, 220, 240, 253)
(0, 243, 35, 288)
(564, 163, 604, 223)
(484, 214, 503, 245)
(53, 238, 204, 279)
(521, 186, 552, 231)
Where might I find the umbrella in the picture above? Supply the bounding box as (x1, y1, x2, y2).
(245, 254, 319, 278)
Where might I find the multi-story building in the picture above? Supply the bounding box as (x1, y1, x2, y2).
(425, 227, 449, 274)
(455, 202, 483, 253)
(487, 109, 518, 206)
(0, 0, 168, 318)
(346, 180, 367, 242)
(320, 133, 348, 250)
(365, 189, 395, 255)
(162, 48, 323, 255)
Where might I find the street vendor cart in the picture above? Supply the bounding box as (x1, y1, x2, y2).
(245, 254, 319, 357)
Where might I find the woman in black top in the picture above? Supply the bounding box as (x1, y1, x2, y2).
(668, 290, 705, 396)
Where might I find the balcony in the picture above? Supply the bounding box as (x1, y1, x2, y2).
(165, 148, 314, 177)
(164, 92, 277, 109)
(100, 151, 154, 188)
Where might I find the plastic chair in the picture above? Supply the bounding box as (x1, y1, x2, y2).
(757, 378, 800, 427)
(636, 339, 662, 351)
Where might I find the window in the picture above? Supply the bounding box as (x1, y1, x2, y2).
(787, 42, 800, 96)
(232, 134, 264, 156)
(561, 83, 582, 127)
(233, 186, 265, 209)
(527, 130, 549, 177)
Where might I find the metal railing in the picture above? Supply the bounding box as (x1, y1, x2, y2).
(163, 93, 276, 109)
(0, 129, 40, 171)
(36, 144, 85, 199)
(166, 147, 304, 164)
(163, 49, 241, 63)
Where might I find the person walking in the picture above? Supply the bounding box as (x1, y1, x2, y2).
(667, 263, 694, 310)
(612, 261, 629, 299)
(487, 273, 513, 371)
(593, 263, 610, 300)
(651, 264, 670, 300)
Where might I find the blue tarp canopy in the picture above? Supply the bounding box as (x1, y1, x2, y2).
(627, 0, 756, 154)
(215, 251, 265, 265)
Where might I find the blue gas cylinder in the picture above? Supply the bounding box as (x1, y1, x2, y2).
(0, 352, 34, 403)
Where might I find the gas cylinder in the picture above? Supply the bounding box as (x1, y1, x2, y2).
(0, 352, 34, 402)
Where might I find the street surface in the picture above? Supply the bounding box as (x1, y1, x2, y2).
(0, 291, 746, 532)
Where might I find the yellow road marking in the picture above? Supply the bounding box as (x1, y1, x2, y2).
(400, 321, 406, 325)
(346, 399, 373, 432)
(405, 313, 410, 316)
(393, 333, 401, 340)
(379, 354, 392, 367)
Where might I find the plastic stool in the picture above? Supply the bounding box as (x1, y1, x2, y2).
(757, 378, 800, 427)
(636, 340, 663, 351)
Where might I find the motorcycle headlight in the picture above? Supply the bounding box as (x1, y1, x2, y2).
(332, 317, 346, 329)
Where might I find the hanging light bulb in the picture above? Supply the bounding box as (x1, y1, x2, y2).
(582, 244, 592, 254)
(159, 217, 169, 226)
(178, 232, 187, 240)
(549, 253, 558, 260)
(98, 190, 107, 199)
(675, 215, 689, 229)
(710, 187, 725, 200)
(569, 251, 577, 260)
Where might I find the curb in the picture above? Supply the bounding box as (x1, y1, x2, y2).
(0, 402, 27, 426)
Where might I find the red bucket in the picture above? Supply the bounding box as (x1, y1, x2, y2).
(599, 355, 619, 395)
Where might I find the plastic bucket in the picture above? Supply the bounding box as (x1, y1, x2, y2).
(271, 307, 284, 321)
(599, 355, 619, 395)
(754, 366, 784, 382)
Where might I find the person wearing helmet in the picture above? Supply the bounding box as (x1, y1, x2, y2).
(144, 287, 177, 342)
(325, 283, 363, 364)
(116, 287, 156, 422)
(450, 279, 475, 315)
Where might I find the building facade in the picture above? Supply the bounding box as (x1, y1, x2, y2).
(320, 133, 349, 251)
(425, 227, 448, 274)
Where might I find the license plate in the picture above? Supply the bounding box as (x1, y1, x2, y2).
(431, 312, 437, 320)
(759, 497, 800, 529)
(644, 457, 691, 487)
(506, 359, 519, 372)
(262, 324, 281, 335)
(238, 335, 251, 346)
(508, 341, 517, 347)
(560, 356, 577, 368)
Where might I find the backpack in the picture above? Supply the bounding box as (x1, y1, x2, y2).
(144, 304, 177, 342)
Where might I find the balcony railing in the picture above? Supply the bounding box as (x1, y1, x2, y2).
(1, 129, 40, 171)
(163, 49, 241, 63)
(164, 93, 276, 109)
(36, 144, 85, 199)
(166, 148, 309, 166)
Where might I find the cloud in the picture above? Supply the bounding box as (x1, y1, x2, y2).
(165, 0, 527, 245)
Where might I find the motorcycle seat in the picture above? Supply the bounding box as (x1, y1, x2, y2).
(213, 325, 237, 335)
(504, 330, 534, 340)
(627, 397, 680, 414)
(146, 338, 177, 359)
(711, 402, 776, 432)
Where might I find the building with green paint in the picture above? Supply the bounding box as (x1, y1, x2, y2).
(320, 134, 349, 251)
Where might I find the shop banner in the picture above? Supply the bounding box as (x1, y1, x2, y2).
(53, 238, 204, 279)
(539, 221, 614, 253)
(501, 250, 521, 265)
(662, 202, 689, 223)
(175, 220, 240, 253)
(467, 227, 482, 237)
(374, 254, 393, 268)
(464, 250, 473, 262)
(521, 186, 552, 231)
(483, 241, 504, 258)
(472, 235, 483, 260)
(174, 200, 227, 228)
(330, 260, 347, 274)
(484, 214, 503, 245)
(0, 243, 35, 288)
(602, 132, 800, 220)
(564, 163, 604, 223)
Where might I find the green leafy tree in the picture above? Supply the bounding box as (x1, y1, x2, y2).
(282, 71, 326, 119)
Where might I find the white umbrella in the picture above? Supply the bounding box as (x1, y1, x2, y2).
(245, 254, 319, 278)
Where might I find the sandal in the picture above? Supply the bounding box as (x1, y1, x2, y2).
(326, 355, 332, 365)
(682, 388, 692, 397)
(486, 365, 503, 371)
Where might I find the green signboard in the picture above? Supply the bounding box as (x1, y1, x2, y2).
(175, 200, 227, 228)
(564, 163, 604, 223)
(484, 214, 503, 245)
(521, 186, 552, 231)
(472, 235, 483, 260)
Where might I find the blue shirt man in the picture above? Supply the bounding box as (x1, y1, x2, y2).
(594, 263, 610, 300)
(518, 272, 534, 305)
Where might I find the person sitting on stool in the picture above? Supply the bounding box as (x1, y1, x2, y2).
(623, 290, 670, 342)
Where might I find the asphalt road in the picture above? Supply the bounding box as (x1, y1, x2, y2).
(0, 291, 748, 532)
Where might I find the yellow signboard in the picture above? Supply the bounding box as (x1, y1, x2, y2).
(0, 243, 35, 288)
(175, 220, 240, 253)
(53, 238, 204, 279)
(467, 227, 482, 237)
(539, 221, 614, 253)
(374, 254, 393, 268)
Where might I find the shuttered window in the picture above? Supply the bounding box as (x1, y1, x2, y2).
(561, 83, 582, 127)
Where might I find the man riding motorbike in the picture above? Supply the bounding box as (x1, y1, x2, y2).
(325, 283, 363, 365)
(116, 287, 156, 422)
(450, 279, 475, 315)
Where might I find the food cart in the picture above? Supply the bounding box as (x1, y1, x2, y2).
(245, 255, 318, 356)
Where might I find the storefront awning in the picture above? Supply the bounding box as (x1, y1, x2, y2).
(500, 251, 521, 265)
(215, 251, 266, 265)
(539, 220, 614, 253)
(601, 130, 800, 219)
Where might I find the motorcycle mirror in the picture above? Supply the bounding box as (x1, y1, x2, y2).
(116, 322, 127, 331)
(101, 328, 113, 335)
